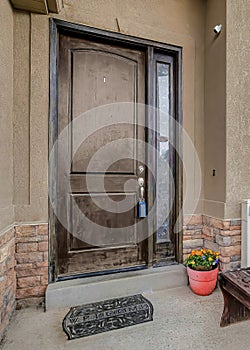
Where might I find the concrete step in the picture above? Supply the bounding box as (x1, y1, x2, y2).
(46, 264, 188, 309)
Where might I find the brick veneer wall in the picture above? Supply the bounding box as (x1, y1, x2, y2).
(183, 214, 204, 261)
(203, 216, 241, 271)
(0, 215, 243, 341)
(15, 224, 49, 308)
(183, 214, 241, 271)
(0, 227, 16, 341)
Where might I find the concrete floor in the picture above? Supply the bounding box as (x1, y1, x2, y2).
(1, 286, 250, 350)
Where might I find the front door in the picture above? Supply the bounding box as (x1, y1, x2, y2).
(57, 34, 148, 278)
(50, 21, 182, 280)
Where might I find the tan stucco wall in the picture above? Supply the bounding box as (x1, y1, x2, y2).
(0, 0, 14, 232)
(225, 0, 250, 218)
(204, 0, 226, 218)
(13, 0, 206, 222)
(13, 13, 49, 223)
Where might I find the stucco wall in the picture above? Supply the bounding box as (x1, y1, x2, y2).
(0, 0, 14, 233)
(0, 1, 15, 340)
(13, 0, 206, 222)
(13, 12, 49, 223)
(204, 0, 226, 218)
(225, 0, 250, 219)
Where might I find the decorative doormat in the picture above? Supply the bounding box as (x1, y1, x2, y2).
(62, 294, 154, 340)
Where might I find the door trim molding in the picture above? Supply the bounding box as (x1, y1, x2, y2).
(49, 18, 183, 282)
(50, 18, 182, 53)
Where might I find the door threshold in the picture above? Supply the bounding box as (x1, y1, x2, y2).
(57, 265, 147, 282)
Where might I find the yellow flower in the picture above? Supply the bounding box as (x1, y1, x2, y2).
(208, 257, 213, 261)
(190, 260, 195, 265)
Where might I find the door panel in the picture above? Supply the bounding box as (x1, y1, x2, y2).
(57, 35, 146, 277)
(72, 49, 138, 174)
(70, 193, 137, 249)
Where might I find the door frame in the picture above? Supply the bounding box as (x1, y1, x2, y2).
(49, 18, 183, 283)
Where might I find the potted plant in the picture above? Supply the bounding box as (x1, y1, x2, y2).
(185, 248, 219, 296)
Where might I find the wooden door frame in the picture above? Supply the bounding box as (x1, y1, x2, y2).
(49, 18, 183, 283)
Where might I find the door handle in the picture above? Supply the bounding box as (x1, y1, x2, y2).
(137, 177, 147, 218)
(140, 185, 145, 199)
(138, 177, 145, 199)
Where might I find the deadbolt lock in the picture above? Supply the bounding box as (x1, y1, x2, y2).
(138, 165, 145, 174)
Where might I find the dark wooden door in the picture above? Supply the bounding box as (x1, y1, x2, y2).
(57, 34, 147, 277)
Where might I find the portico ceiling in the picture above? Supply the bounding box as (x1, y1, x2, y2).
(10, 0, 63, 14)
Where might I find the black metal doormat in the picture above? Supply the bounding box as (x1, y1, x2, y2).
(62, 294, 154, 340)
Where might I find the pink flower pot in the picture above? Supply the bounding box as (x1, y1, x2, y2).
(187, 266, 219, 296)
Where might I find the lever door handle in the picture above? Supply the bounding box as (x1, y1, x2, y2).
(140, 186, 144, 199)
